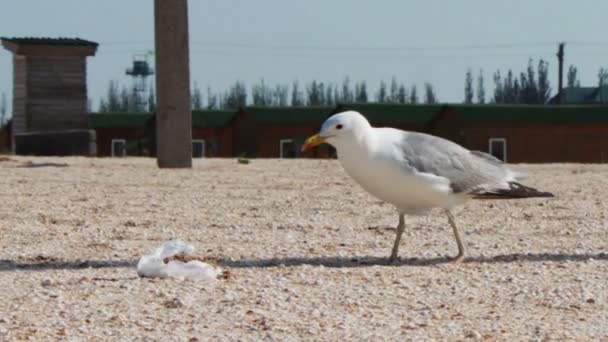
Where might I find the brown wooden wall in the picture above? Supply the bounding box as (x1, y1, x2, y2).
(462, 123, 608, 163)
(0, 123, 11, 153)
(95, 127, 147, 157)
(95, 126, 234, 157)
(12, 55, 88, 135)
(192, 126, 233, 157)
(255, 123, 319, 158)
(27, 56, 88, 130)
(12, 55, 27, 133)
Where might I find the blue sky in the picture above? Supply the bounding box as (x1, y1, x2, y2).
(1, 0, 607, 113)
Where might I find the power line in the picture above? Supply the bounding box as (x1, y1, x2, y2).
(98, 40, 563, 51)
(189, 41, 559, 51)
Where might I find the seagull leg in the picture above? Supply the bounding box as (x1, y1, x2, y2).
(445, 210, 465, 262)
(389, 213, 405, 263)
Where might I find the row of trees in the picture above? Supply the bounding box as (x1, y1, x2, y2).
(98, 80, 156, 113)
(97, 61, 608, 112)
(465, 61, 607, 104)
(491, 59, 551, 104)
(464, 59, 551, 104)
(98, 78, 439, 112)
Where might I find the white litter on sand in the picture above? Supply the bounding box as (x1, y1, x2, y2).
(136, 239, 222, 280)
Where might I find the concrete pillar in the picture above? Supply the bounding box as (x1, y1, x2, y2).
(154, 0, 192, 168)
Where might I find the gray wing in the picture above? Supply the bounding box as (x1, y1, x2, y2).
(398, 132, 513, 194)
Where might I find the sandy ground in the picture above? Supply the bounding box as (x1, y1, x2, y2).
(0, 156, 606, 341)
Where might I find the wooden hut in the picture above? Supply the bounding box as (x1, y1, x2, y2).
(1, 37, 98, 155)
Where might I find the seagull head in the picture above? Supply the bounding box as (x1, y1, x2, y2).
(301, 110, 371, 151)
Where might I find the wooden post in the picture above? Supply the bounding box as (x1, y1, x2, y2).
(154, 0, 192, 168)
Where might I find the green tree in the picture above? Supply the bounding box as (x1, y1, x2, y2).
(376, 81, 387, 103)
(537, 59, 551, 103)
(341, 77, 354, 103)
(598, 68, 608, 87)
(317, 82, 326, 106)
(252, 79, 272, 106)
(503, 70, 515, 103)
(599, 68, 608, 103)
(306, 80, 322, 106)
(492, 70, 503, 103)
(518, 72, 528, 103)
(476, 69, 485, 104)
(99, 80, 121, 112)
(390, 77, 399, 103)
(222, 81, 247, 109)
(148, 84, 156, 112)
(206, 86, 218, 110)
(273, 84, 289, 106)
(424, 83, 437, 104)
(513, 78, 521, 104)
(464, 68, 474, 104)
(397, 84, 407, 104)
(119, 87, 131, 112)
(409, 85, 418, 104)
(291, 80, 304, 106)
(523, 59, 538, 104)
(191, 82, 203, 110)
(355, 81, 368, 103)
(325, 84, 335, 106)
(567, 65, 580, 88)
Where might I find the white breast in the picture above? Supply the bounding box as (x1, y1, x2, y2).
(336, 132, 466, 214)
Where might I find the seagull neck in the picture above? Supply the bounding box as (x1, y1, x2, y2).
(352, 125, 377, 152)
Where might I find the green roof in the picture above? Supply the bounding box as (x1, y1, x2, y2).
(88, 110, 236, 128)
(341, 103, 442, 124)
(88, 113, 151, 128)
(564, 86, 608, 104)
(0, 37, 98, 46)
(244, 104, 441, 125)
(244, 106, 334, 124)
(192, 110, 235, 126)
(550, 86, 608, 104)
(87, 104, 608, 128)
(448, 104, 608, 123)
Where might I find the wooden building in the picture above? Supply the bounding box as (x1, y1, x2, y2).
(89, 111, 235, 157)
(237, 106, 335, 158)
(1, 37, 98, 155)
(432, 104, 608, 163)
(87, 104, 608, 163)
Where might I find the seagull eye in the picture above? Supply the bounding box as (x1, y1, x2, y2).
(336, 124, 343, 130)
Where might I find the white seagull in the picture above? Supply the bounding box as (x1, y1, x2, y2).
(302, 110, 553, 263)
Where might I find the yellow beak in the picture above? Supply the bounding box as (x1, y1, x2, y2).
(301, 134, 326, 152)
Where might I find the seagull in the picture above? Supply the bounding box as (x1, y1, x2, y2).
(301, 110, 553, 263)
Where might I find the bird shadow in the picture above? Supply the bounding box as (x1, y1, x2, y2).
(17, 161, 69, 168)
(219, 252, 608, 268)
(0, 252, 606, 272)
(0, 258, 136, 272)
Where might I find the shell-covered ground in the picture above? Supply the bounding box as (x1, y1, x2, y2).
(0, 156, 606, 341)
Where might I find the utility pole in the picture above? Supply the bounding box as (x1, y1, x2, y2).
(154, 0, 192, 168)
(557, 42, 565, 105)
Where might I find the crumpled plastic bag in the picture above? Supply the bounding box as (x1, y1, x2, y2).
(137, 239, 221, 280)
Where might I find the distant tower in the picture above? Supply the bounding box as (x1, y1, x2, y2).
(125, 51, 154, 110)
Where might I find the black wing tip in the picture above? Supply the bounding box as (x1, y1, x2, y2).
(475, 182, 555, 199)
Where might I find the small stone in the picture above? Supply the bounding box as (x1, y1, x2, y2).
(164, 298, 183, 309)
(41, 279, 52, 287)
(586, 298, 595, 304)
(465, 330, 482, 339)
(76, 276, 90, 284)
